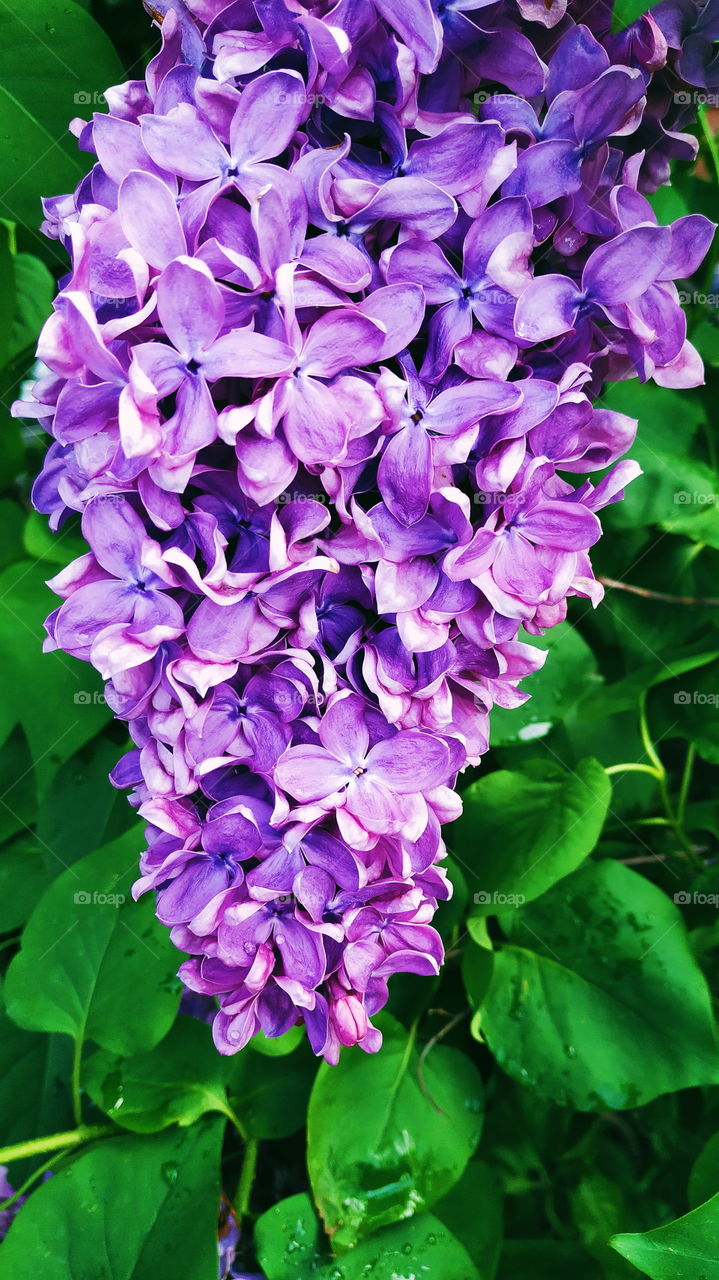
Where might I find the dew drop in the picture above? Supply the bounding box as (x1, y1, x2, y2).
(161, 1161, 180, 1186)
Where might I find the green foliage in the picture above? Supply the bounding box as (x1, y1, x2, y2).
(0, 562, 110, 792)
(4, 828, 181, 1053)
(476, 860, 719, 1109)
(0, 1121, 224, 1280)
(307, 1012, 483, 1249)
(689, 1134, 719, 1209)
(0, 0, 122, 227)
(453, 756, 611, 912)
(489, 622, 602, 745)
(612, 2, 659, 31)
(254, 1193, 483, 1280)
(611, 1193, 719, 1278)
(83, 1017, 233, 1133)
(0, 1009, 73, 1181)
(228, 1040, 318, 1140)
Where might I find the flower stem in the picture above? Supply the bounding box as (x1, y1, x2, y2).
(677, 743, 697, 828)
(0, 1125, 113, 1165)
(658, 769, 703, 871)
(220, 1100, 249, 1144)
(638, 692, 664, 776)
(235, 1138, 259, 1221)
(599, 576, 719, 607)
(71, 1035, 84, 1127)
(635, 695, 703, 871)
(605, 763, 662, 779)
(0, 1150, 69, 1210)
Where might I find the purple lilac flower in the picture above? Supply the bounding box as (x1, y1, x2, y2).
(17, 0, 716, 1062)
(217, 1193, 266, 1279)
(0, 1167, 24, 1241)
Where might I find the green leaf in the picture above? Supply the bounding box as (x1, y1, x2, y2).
(249, 1023, 305, 1057)
(254, 1194, 481, 1280)
(434, 1160, 503, 1280)
(8, 252, 54, 363)
(307, 1013, 484, 1250)
(0, 562, 111, 792)
(661, 495, 719, 551)
(228, 1039, 317, 1140)
(0, 726, 36, 844)
(600, 382, 707, 531)
(652, 662, 719, 765)
(611, 1192, 719, 1279)
(36, 733, 131, 868)
(649, 184, 690, 225)
(434, 854, 469, 937)
(4, 827, 181, 1055)
(613, 1, 657, 31)
(580, 648, 719, 721)
(0, 222, 16, 366)
(84, 1015, 317, 1140)
(692, 319, 719, 367)
(453, 758, 610, 915)
(254, 1193, 326, 1280)
(500, 1240, 603, 1278)
(570, 1170, 639, 1280)
(23, 511, 86, 569)
(0, 500, 25, 572)
(0, 398, 25, 489)
(689, 1134, 719, 1210)
(0, 0, 123, 227)
(0, 1009, 73, 1183)
(0, 1120, 224, 1280)
(337, 1215, 481, 1280)
(477, 860, 719, 1109)
(83, 1017, 231, 1133)
(489, 623, 602, 746)
(462, 930, 496, 1012)
(0, 837, 48, 932)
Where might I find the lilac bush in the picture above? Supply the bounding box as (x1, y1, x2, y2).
(18, 0, 715, 1062)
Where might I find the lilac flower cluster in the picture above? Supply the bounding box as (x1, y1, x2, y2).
(19, 0, 714, 1061)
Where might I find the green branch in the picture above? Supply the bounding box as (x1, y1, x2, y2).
(0, 1125, 114, 1165)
